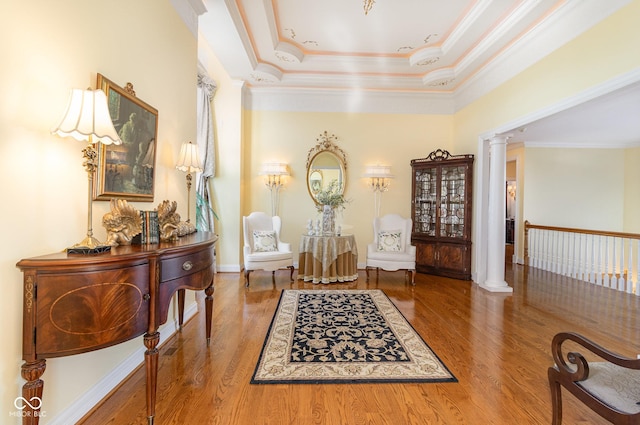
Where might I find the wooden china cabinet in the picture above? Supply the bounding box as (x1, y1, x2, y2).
(410, 149, 473, 280)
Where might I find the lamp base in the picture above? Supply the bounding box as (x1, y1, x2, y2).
(67, 236, 112, 255)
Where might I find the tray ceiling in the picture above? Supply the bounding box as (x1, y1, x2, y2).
(196, 0, 638, 146)
(200, 0, 629, 105)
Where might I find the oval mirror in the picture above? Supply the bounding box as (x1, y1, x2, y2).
(306, 131, 348, 206)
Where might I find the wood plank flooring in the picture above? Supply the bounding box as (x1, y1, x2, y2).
(79, 264, 640, 425)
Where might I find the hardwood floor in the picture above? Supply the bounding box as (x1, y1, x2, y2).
(80, 265, 640, 425)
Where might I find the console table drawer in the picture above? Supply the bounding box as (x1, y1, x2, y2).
(158, 245, 216, 325)
(160, 247, 214, 282)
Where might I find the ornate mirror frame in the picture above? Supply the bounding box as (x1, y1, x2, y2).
(306, 131, 348, 205)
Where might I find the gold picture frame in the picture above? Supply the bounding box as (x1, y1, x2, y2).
(94, 73, 158, 201)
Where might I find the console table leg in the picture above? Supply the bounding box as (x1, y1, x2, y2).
(144, 332, 159, 424)
(20, 359, 46, 425)
(205, 282, 214, 346)
(177, 289, 185, 331)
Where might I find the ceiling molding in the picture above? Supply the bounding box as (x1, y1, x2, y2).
(479, 68, 640, 148)
(245, 86, 456, 114)
(523, 140, 640, 149)
(170, 0, 207, 37)
(454, 0, 632, 110)
(199, 0, 631, 114)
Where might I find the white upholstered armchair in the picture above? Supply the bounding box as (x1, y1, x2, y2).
(365, 214, 416, 284)
(242, 212, 294, 286)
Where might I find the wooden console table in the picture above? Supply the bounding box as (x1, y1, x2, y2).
(16, 231, 218, 425)
(298, 234, 358, 284)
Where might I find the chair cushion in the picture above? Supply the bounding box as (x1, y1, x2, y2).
(377, 230, 402, 252)
(253, 230, 277, 252)
(367, 249, 414, 263)
(575, 362, 640, 414)
(245, 251, 292, 263)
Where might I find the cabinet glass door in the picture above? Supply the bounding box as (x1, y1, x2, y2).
(439, 165, 466, 238)
(414, 168, 437, 236)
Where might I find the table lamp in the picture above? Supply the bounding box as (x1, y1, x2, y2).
(52, 88, 122, 253)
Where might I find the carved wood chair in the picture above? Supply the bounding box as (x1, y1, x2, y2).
(242, 212, 294, 287)
(365, 214, 416, 284)
(548, 331, 640, 425)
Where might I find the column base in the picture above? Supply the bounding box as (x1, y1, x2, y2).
(479, 281, 514, 293)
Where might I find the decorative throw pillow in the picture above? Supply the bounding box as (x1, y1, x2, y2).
(377, 230, 402, 252)
(253, 230, 277, 252)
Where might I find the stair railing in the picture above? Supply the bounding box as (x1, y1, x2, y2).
(524, 221, 640, 295)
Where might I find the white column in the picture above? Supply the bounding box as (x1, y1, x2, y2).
(480, 135, 513, 293)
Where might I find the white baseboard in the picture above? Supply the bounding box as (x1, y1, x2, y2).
(217, 264, 241, 272)
(46, 301, 199, 425)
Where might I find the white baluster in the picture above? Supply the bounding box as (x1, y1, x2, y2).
(531, 229, 537, 269)
(618, 238, 626, 291)
(635, 240, 640, 295)
(627, 240, 634, 294)
(577, 233, 582, 279)
(589, 234, 596, 283)
(551, 231, 558, 274)
(611, 237, 618, 289)
(542, 230, 548, 271)
(547, 230, 553, 271)
(560, 232, 569, 276)
(540, 230, 549, 270)
(596, 235, 603, 286)
(604, 237, 610, 288)
(535, 229, 541, 269)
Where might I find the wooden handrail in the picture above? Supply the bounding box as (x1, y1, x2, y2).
(524, 221, 640, 240)
(523, 220, 640, 266)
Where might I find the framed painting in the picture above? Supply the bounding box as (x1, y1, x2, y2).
(94, 73, 158, 201)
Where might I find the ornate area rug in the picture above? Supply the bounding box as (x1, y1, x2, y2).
(251, 289, 457, 384)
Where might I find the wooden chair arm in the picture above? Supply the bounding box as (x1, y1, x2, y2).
(551, 332, 640, 381)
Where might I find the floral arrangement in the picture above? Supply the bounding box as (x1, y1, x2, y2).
(315, 180, 349, 211)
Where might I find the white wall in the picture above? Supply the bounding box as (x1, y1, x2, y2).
(524, 148, 626, 230)
(624, 146, 640, 233)
(0, 1, 198, 423)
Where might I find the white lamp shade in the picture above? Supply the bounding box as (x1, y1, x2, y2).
(259, 162, 290, 176)
(363, 164, 394, 178)
(176, 142, 203, 173)
(52, 89, 121, 145)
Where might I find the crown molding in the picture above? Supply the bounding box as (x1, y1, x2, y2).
(245, 86, 455, 114)
(454, 0, 632, 110)
(201, 0, 631, 114)
(170, 0, 207, 37)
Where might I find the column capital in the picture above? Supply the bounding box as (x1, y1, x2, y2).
(487, 133, 512, 145)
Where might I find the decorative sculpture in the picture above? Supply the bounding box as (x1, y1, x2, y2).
(156, 200, 196, 242)
(102, 199, 142, 246)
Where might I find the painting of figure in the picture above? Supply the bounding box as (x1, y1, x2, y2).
(94, 74, 158, 202)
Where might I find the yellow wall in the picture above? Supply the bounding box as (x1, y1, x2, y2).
(0, 0, 197, 422)
(242, 110, 454, 264)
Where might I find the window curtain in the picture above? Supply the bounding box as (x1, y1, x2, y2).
(196, 73, 218, 232)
